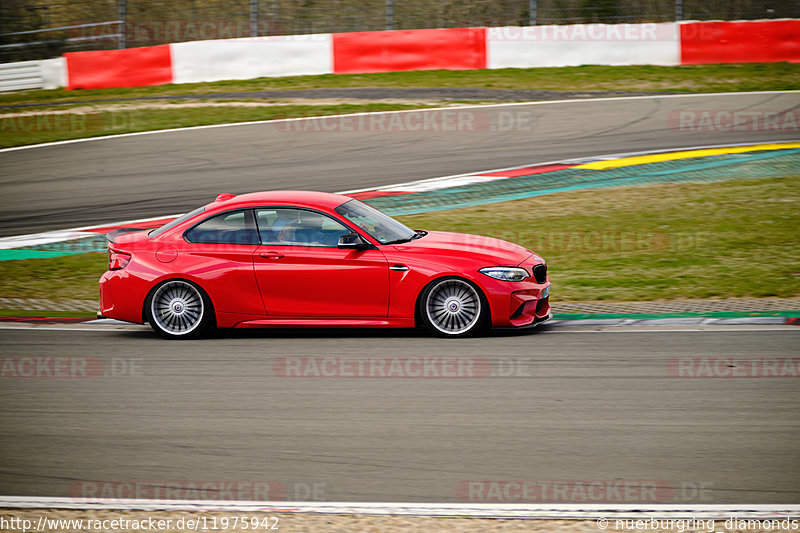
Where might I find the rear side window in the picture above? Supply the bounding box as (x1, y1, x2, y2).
(185, 210, 259, 245)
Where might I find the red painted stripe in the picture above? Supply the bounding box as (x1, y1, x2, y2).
(78, 218, 176, 234)
(680, 20, 800, 65)
(476, 164, 576, 178)
(345, 191, 413, 200)
(333, 27, 486, 74)
(66, 45, 173, 90)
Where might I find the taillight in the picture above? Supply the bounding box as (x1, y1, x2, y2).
(108, 250, 131, 270)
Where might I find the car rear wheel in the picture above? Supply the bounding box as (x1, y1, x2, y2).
(146, 280, 211, 339)
(420, 277, 487, 337)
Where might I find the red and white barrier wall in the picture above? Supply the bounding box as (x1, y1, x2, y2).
(58, 19, 799, 90)
(333, 27, 487, 73)
(487, 23, 681, 67)
(171, 35, 334, 84)
(680, 20, 800, 64)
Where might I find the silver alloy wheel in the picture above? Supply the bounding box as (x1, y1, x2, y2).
(425, 278, 481, 335)
(150, 280, 204, 336)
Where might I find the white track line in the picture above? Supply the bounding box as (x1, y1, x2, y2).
(0, 496, 798, 518)
(1, 90, 797, 154)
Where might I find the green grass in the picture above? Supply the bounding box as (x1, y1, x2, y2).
(2, 63, 798, 107)
(1, 176, 798, 305)
(0, 103, 432, 148)
(0, 252, 107, 301)
(396, 175, 800, 301)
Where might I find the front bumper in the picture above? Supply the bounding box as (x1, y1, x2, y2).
(480, 253, 551, 328)
(508, 291, 551, 328)
(495, 311, 553, 331)
(480, 277, 551, 328)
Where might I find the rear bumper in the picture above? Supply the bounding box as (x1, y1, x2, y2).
(99, 270, 146, 324)
(98, 272, 114, 316)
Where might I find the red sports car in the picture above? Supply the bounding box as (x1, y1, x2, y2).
(99, 191, 551, 338)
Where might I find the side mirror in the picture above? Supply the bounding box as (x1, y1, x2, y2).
(338, 232, 370, 250)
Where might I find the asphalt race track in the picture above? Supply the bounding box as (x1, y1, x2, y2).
(0, 326, 798, 503)
(0, 91, 799, 504)
(0, 91, 798, 235)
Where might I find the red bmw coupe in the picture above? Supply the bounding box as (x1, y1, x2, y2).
(99, 191, 551, 338)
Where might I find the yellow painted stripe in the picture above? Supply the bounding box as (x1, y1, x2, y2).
(575, 142, 800, 170)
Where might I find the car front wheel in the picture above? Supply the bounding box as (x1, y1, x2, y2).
(146, 280, 212, 339)
(420, 277, 487, 337)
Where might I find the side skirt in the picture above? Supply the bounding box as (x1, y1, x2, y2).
(233, 317, 416, 328)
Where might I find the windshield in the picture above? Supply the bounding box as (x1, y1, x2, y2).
(335, 199, 416, 244)
(149, 206, 206, 238)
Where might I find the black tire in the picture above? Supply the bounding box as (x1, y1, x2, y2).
(418, 276, 488, 337)
(145, 279, 213, 339)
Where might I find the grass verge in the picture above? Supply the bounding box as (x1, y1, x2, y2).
(398, 175, 800, 301)
(2, 64, 798, 108)
(0, 253, 107, 301)
(0, 176, 797, 304)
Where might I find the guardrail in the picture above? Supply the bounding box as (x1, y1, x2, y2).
(0, 58, 65, 92)
(0, 61, 44, 91)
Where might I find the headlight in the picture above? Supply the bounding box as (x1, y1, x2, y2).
(479, 267, 529, 282)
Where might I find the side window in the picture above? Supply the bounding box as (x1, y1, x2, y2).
(256, 208, 350, 247)
(185, 210, 259, 245)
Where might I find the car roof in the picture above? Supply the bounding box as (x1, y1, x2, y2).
(206, 190, 353, 212)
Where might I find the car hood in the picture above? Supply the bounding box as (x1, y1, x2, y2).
(386, 230, 532, 265)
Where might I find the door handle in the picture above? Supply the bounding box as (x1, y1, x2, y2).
(259, 252, 285, 259)
(389, 264, 409, 271)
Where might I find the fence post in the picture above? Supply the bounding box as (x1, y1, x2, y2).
(118, 0, 126, 48)
(675, 0, 683, 21)
(386, 0, 394, 30)
(529, 0, 537, 25)
(250, 0, 259, 36)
